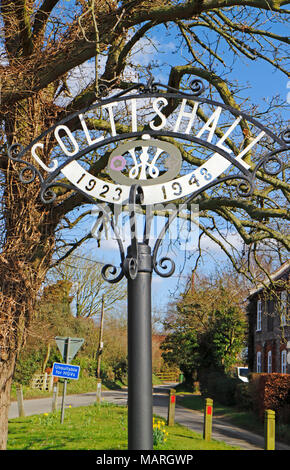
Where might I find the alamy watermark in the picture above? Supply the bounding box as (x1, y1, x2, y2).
(90, 202, 199, 251)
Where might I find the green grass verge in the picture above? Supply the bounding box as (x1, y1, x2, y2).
(7, 402, 240, 451)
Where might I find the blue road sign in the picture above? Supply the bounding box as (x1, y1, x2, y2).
(52, 362, 80, 380)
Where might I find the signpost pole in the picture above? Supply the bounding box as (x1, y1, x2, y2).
(9, 76, 289, 451)
(127, 242, 153, 450)
(60, 337, 70, 424)
(97, 295, 105, 379)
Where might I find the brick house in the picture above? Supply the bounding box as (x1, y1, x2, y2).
(247, 261, 290, 374)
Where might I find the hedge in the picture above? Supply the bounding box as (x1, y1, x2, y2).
(250, 373, 290, 420)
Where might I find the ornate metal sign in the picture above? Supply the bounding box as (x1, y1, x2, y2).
(6, 74, 289, 452)
(8, 77, 289, 207)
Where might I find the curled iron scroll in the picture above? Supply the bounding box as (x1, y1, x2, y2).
(123, 185, 144, 280)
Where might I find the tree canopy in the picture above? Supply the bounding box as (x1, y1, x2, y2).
(161, 270, 247, 382)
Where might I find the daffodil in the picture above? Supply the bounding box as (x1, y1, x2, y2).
(153, 418, 168, 448)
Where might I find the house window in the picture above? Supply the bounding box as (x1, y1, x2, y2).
(281, 291, 288, 326)
(281, 350, 287, 374)
(257, 300, 262, 331)
(257, 351, 262, 372)
(267, 350, 272, 373)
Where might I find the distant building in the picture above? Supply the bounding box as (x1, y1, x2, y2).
(247, 261, 290, 374)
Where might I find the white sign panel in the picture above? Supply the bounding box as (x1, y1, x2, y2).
(23, 95, 271, 206)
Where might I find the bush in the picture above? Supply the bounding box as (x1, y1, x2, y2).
(234, 382, 252, 410)
(199, 370, 240, 406)
(73, 356, 98, 378)
(112, 358, 128, 383)
(250, 373, 290, 420)
(13, 350, 44, 385)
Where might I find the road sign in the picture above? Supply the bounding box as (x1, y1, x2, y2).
(55, 336, 84, 363)
(52, 362, 80, 380)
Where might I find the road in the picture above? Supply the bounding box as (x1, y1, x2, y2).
(8, 384, 290, 451)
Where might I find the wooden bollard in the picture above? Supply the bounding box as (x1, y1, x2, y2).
(203, 398, 213, 441)
(167, 388, 176, 426)
(16, 384, 25, 417)
(42, 372, 48, 391)
(51, 383, 59, 412)
(265, 409, 275, 450)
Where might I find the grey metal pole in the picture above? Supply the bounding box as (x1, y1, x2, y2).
(60, 379, 67, 424)
(127, 242, 153, 450)
(97, 294, 105, 379)
(60, 337, 70, 424)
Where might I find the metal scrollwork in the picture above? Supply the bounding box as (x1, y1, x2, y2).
(236, 178, 253, 197)
(153, 256, 176, 278)
(252, 147, 286, 183)
(98, 205, 127, 284)
(188, 79, 205, 96)
(280, 127, 290, 144)
(122, 185, 144, 280)
(261, 155, 283, 176)
(7, 143, 70, 204)
(101, 263, 125, 284)
(152, 205, 179, 278)
(8, 143, 43, 186)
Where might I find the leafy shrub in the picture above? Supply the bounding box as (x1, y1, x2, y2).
(73, 356, 98, 378)
(102, 365, 115, 382)
(112, 358, 128, 383)
(199, 370, 240, 406)
(235, 382, 252, 410)
(13, 350, 44, 385)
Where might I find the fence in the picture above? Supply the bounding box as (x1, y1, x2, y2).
(155, 372, 180, 382)
(30, 373, 54, 392)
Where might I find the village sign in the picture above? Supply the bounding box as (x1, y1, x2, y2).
(8, 78, 289, 208)
(7, 76, 289, 450)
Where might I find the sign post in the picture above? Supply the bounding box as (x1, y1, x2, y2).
(53, 336, 84, 423)
(8, 73, 288, 449)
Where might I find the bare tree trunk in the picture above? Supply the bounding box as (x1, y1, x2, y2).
(0, 264, 42, 449)
(0, 355, 16, 449)
(0, 249, 54, 449)
(0, 170, 56, 449)
(0, 92, 61, 449)
(42, 343, 51, 373)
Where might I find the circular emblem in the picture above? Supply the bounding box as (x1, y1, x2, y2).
(107, 135, 182, 186)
